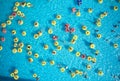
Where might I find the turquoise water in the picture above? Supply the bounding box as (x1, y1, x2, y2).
(0, 0, 120, 81)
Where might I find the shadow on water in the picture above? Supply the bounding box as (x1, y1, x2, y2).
(0, 75, 34, 81)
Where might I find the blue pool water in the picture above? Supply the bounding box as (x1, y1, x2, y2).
(0, 0, 120, 81)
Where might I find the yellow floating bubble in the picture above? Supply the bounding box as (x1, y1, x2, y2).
(13, 6, 18, 12)
(41, 61, 47, 66)
(15, 2, 20, 7)
(34, 34, 39, 39)
(71, 72, 76, 78)
(38, 31, 42, 36)
(60, 67, 65, 72)
(79, 71, 83, 75)
(13, 43, 18, 47)
(68, 46, 74, 52)
(18, 42, 24, 48)
(0, 45, 3, 51)
(113, 43, 118, 48)
(100, 14, 105, 19)
(85, 30, 90, 36)
(57, 46, 62, 50)
(17, 11, 22, 16)
(70, 39, 76, 44)
(73, 35, 78, 40)
(82, 25, 87, 30)
(98, 0, 103, 4)
(44, 44, 49, 50)
(13, 69, 19, 74)
(27, 51, 32, 56)
(87, 56, 92, 61)
(28, 58, 33, 63)
(9, 15, 14, 20)
(76, 52, 81, 57)
(114, 6, 118, 11)
(14, 37, 19, 43)
(10, 73, 14, 77)
(12, 30, 16, 35)
(22, 31, 26, 36)
(1, 23, 6, 28)
(18, 20, 24, 25)
(12, 48, 17, 54)
(33, 73, 37, 78)
(20, 13, 25, 18)
(98, 70, 104, 76)
(6, 20, 12, 25)
(95, 50, 100, 55)
(17, 48, 22, 53)
(103, 12, 108, 17)
(50, 60, 55, 65)
(97, 34, 102, 39)
(75, 70, 80, 74)
(14, 75, 19, 80)
(56, 14, 62, 20)
(27, 45, 32, 50)
(48, 28, 53, 34)
(21, 2, 26, 7)
(88, 8, 93, 13)
(90, 43, 95, 49)
(34, 21, 39, 27)
(76, 11, 81, 17)
(34, 53, 39, 58)
(54, 41, 59, 46)
(92, 58, 97, 63)
(51, 20, 56, 26)
(86, 64, 91, 70)
(27, 2, 32, 7)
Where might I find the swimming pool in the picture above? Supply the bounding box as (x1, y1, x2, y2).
(0, 0, 120, 81)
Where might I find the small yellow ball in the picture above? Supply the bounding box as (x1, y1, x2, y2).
(41, 61, 47, 66)
(15, 2, 20, 7)
(113, 43, 118, 48)
(85, 30, 90, 36)
(28, 58, 33, 63)
(88, 8, 93, 13)
(26, 2, 32, 7)
(12, 48, 17, 54)
(34, 53, 39, 58)
(18, 42, 24, 48)
(56, 14, 62, 20)
(82, 25, 87, 30)
(50, 60, 55, 65)
(92, 58, 97, 63)
(27, 45, 32, 50)
(18, 20, 24, 25)
(114, 6, 118, 11)
(34, 34, 39, 39)
(98, 0, 103, 4)
(70, 39, 76, 44)
(75, 70, 80, 74)
(86, 64, 91, 70)
(95, 50, 100, 55)
(97, 34, 102, 39)
(27, 51, 32, 56)
(48, 28, 53, 34)
(17, 11, 21, 16)
(34, 21, 39, 27)
(68, 46, 74, 52)
(51, 20, 56, 26)
(9, 15, 14, 20)
(54, 41, 59, 46)
(17, 48, 22, 53)
(14, 37, 19, 43)
(1, 23, 6, 28)
(38, 31, 43, 36)
(6, 20, 12, 25)
(13, 6, 18, 12)
(90, 43, 95, 49)
(60, 67, 65, 72)
(73, 35, 78, 40)
(10, 73, 14, 77)
(98, 70, 104, 76)
(76, 11, 81, 17)
(76, 52, 81, 57)
(71, 72, 76, 78)
(33, 73, 37, 78)
(87, 56, 92, 61)
(13, 69, 19, 74)
(56, 46, 62, 50)
(22, 31, 26, 36)
(14, 75, 19, 80)
(0, 45, 3, 51)
(44, 44, 49, 50)
(79, 71, 83, 75)
(12, 30, 16, 35)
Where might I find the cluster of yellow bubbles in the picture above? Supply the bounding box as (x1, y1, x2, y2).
(10, 69, 19, 80)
